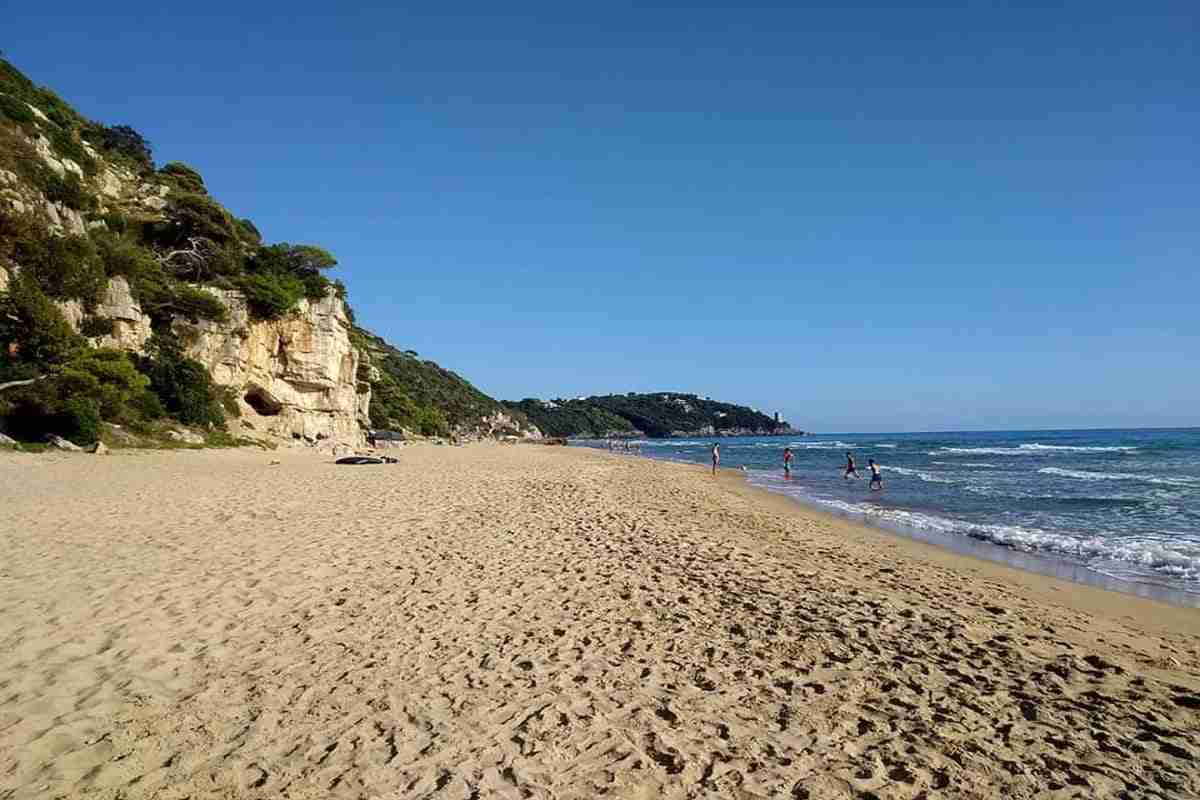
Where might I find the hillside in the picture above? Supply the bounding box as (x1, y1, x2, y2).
(351, 328, 530, 438)
(505, 393, 796, 439)
(0, 58, 534, 447)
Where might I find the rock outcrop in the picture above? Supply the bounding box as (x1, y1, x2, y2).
(92, 277, 152, 352)
(178, 289, 368, 445)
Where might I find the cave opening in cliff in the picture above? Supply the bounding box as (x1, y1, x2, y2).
(244, 386, 283, 416)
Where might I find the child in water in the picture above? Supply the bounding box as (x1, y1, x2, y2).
(868, 458, 883, 491)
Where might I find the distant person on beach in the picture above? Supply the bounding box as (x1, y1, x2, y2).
(711, 443, 720, 475)
(868, 458, 883, 490)
(844, 451, 859, 480)
(783, 447, 793, 476)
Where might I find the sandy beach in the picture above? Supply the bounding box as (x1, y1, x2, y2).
(1, 444, 1198, 800)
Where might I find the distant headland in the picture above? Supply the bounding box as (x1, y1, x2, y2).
(503, 392, 805, 439)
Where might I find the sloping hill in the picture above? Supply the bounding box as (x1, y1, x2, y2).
(351, 328, 533, 438)
(504, 392, 793, 439)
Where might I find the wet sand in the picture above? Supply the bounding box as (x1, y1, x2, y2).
(1, 444, 1197, 799)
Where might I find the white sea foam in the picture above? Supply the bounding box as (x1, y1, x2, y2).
(1039, 467, 1200, 488)
(930, 443, 1139, 456)
(784, 440, 856, 449)
(874, 443, 898, 449)
(744, 473, 1200, 583)
(932, 461, 1000, 468)
(885, 466, 956, 484)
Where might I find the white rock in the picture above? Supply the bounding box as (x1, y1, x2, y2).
(53, 298, 85, 333)
(178, 289, 364, 446)
(90, 277, 152, 353)
(57, 205, 87, 236)
(0, 432, 17, 446)
(0, 265, 8, 293)
(33, 136, 66, 178)
(47, 435, 82, 451)
(61, 158, 84, 178)
(26, 103, 49, 123)
(166, 429, 205, 445)
(98, 169, 123, 199)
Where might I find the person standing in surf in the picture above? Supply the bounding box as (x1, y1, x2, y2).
(844, 451, 860, 480)
(711, 443, 720, 476)
(783, 447, 794, 477)
(868, 458, 883, 491)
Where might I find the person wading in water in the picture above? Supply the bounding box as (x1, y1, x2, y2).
(844, 451, 860, 480)
(868, 458, 883, 490)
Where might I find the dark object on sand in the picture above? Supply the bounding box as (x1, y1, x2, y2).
(335, 455, 399, 465)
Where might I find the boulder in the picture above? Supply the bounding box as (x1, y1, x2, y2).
(0, 432, 17, 446)
(88, 442, 109, 455)
(46, 435, 82, 451)
(166, 429, 205, 445)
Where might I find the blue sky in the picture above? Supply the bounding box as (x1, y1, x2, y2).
(7, 2, 1198, 432)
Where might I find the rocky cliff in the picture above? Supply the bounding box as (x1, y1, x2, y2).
(178, 289, 367, 444)
(1, 58, 535, 447)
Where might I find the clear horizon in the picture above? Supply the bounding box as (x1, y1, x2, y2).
(7, 1, 1198, 432)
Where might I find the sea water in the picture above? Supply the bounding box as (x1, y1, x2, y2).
(579, 429, 1200, 602)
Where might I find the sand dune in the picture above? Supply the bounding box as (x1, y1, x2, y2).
(1, 444, 1197, 799)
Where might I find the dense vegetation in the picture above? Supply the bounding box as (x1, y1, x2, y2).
(504, 393, 789, 439)
(0, 58, 335, 445)
(503, 398, 635, 439)
(352, 328, 529, 438)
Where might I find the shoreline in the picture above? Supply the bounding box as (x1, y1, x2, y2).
(735, 467, 1200, 610)
(603, 443, 1200, 610)
(709, 463, 1200, 627)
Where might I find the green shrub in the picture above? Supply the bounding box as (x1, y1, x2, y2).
(0, 349, 148, 444)
(238, 271, 306, 319)
(85, 123, 153, 170)
(173, 285, 228, 323)
(48, 126, 96, 175)
(61, 396, 102, 444)
(159, 162, 206, 193)
(93, 231, 160, 281)
(129, 387, 165, 420)
(0, 93, 34, 125)
(141, 334, 225, 427)
(150, 191, 237, 247)
(236, 218, 262, 245)
(0, 274, 85, 369)
(80, 316, 115, 338)
(41, 170, 94, 211)
(102, 210, 129, 234)
(14, 232, 107, 304)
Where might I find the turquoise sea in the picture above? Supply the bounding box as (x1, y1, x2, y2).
(579, 428, 1200, 604)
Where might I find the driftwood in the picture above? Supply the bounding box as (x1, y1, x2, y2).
(0, 377, 41, 392)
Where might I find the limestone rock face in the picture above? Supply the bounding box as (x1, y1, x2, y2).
(53, 298, 85, 333)
(91, 277, 152, 353)
(178, 289, 365, 445)
(0, 264, 8, 293)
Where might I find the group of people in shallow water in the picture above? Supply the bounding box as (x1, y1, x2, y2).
(711, 444, 883, 491)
